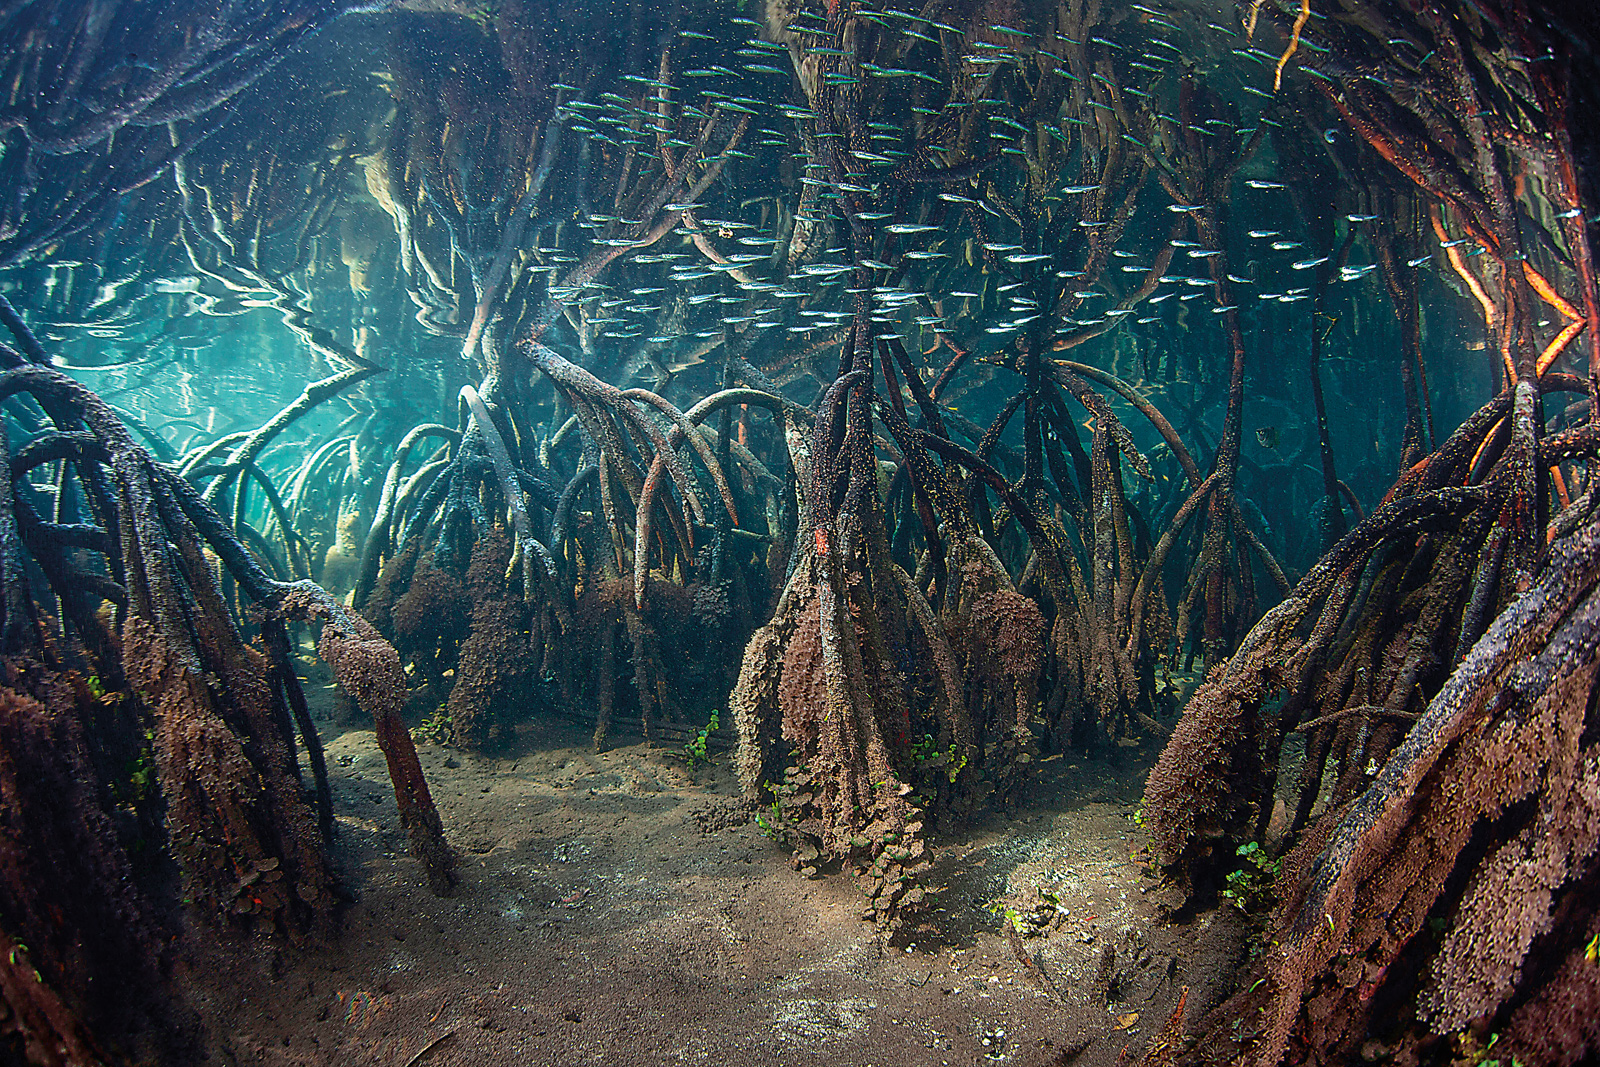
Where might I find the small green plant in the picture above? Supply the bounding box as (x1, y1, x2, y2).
(985, 884, 1066, 936)
(986, 899, 1031, 934)
(754, 796, 785, 840)
(114, 729, 157, 805)
(941, 746, 967, 782)
(128, 752, 154, 800)
(1221, 840, 1280, 913)
(909, 732, 967, 782)
(754, 774, 805, 844)
(683, 709, 719, 770)
(1459, 1030, 1524, 1067)
(411, 707, 453, 745)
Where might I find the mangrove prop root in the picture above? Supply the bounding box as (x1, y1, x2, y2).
(123, 614, 339, 934)
(1143, 481, 1490, 887)
(1184, 515, 1600, 1067)
(278, 586, 458, 895)
(0, 663, 178, 1063)
(0, 355, 455, 901)
(442, 528, 533, 753)
(1139, 361, 1600, 895)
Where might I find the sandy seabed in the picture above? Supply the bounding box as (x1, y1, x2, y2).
(182, 716, 1245, 1067)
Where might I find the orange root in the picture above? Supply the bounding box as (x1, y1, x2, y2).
(1432, 206, 1511, 380)
(1245, 0, 1265, 40)
(1523, 262, 1581, 319)
(1537, 317, 1587, 375)
(1273, 0, 1311, 92)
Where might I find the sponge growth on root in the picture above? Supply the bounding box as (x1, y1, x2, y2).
(278, 584, 458, 897)
(444, 527, 535, 750)
(0, 354, 456, 1060)
(735, 524, 1050, 926)
(1175, 517, 1600, 1066)
(0, 662, 187, 1067)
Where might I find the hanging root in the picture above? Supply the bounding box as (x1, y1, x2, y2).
(441, 528, 533, 753)
(276, 585, 458, 895)
(1273, 0, 1312, 93)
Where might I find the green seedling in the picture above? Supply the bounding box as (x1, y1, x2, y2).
(411, 707, 454, 745)
(910, 732, 967, 782)
(1221, 840, 1280, 913)
(683, 709, 719, 770)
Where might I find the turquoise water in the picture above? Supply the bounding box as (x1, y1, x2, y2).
(6, 0, 1574, 586)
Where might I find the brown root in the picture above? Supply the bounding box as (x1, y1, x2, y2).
(1143, 451, 1500, 897)
(0, 663, 184, 1065)
(0, 926, 108, 1067)
(277, 586, 458, 896)
(391, 551, 469, 683)
(1181, 515, 1600, 1066)
(446, 528, 533, 751)
(362, 534, 426, 639)
(122, 615, 337, 935)
(949, 580, 1046, 809)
